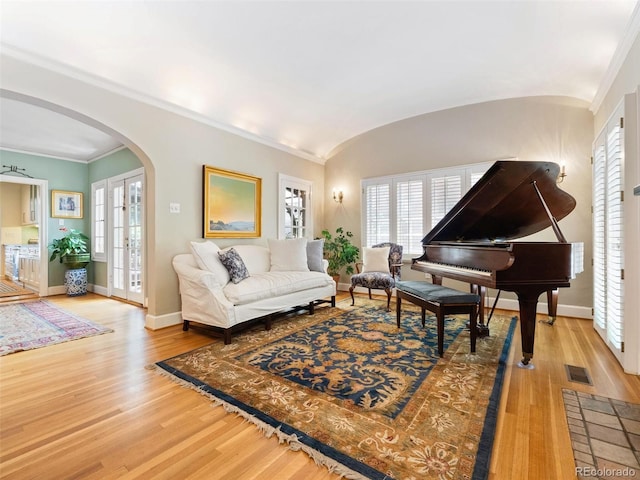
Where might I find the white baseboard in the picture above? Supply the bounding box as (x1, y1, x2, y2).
(488, 296, 592, 320)
(46, 283, 99, 297)
(92, 284, 108, 296)
(145, 311, 182, 330)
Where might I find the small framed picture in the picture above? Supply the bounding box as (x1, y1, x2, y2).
(51, 190, 83, 219)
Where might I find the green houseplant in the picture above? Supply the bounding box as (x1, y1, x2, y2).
(48, 227, 90, 269)
(320, 227, 359, 279)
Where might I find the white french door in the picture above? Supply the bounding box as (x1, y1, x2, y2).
(109, 173, 144, 304)
(593, 103, 624, 362)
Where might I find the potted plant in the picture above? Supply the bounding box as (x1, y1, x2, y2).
(320, 227, 359, 283)
(49, 227, 90, 268)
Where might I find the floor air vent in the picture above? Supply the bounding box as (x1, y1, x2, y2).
(565, 364, 593, 385)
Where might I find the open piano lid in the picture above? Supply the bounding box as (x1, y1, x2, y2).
(422, 160, 576, 244)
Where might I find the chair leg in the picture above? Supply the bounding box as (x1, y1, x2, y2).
(349, 285, 355, 306)
(396, 294, 402, 328)
(368, 288, 372, 299)
(470, 305, 477, 354)
(437, 312, 445, 357)
(385, 288, 391, 311)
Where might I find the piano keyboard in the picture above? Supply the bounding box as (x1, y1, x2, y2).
(414, 261, 493, 277)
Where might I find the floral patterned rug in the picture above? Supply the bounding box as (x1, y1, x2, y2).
(0, 300, 113, 355)
(156, 299, 516, 479)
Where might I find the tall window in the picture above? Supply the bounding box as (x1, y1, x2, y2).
(361, 162, 492, 255)
(91, 180, 106, 262)
(279, 174, 313, 239)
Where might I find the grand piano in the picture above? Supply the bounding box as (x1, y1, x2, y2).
(412, 160, 582, 367)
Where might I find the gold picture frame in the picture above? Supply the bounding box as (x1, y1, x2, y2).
(51, 190, 83, 219)
(203, 165, 262, 238)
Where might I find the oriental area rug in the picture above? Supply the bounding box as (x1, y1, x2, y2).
(0, 300, 113, 355)
(156, 299, 516, 480)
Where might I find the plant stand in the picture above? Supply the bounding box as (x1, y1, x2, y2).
(65, 267, 87, 296)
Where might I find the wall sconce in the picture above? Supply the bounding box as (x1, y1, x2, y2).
(557, 163, 567, 183)
(333, 189, 343, 203)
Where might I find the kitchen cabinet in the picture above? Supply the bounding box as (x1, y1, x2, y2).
(21, 185, 40, 225)
(18, 255, 40, 288)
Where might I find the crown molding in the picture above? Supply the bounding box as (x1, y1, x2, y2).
(1, 44, 326, 165)
(590, 3, 640, 114)
(0, 146, 88, 164)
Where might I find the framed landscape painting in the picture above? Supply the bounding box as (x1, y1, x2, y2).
(203, 165, 262, 238)
(51, 190, 83, 219)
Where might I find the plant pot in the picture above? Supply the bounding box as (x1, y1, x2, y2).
(64, 267, 88, 296)
(331, 274, 341, 291)
(63, 253, 91, 270)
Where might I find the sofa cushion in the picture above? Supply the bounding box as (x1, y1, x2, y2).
(268, 238, 309, 272)
(189, 240, 230, 285)
(230, 245, 271, 274)
(223, 271, 333, 305)
(218, 248, 250, 284)
(306, 239, 325, 272)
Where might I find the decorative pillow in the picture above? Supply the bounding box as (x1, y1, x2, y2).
(218, 248, 250, 284)
(361, 246, 391, 274)
(268, 238, 309, 272)
(306, 239, 325, 272)
(189, 240, 230, 285)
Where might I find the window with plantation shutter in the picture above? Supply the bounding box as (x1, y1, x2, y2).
(430, 174, 462, 229)
(362, 162, 492, 256)
(592, 102, 625, 361)
(364, 183, 390, 246)
(396, 179, 423, 254)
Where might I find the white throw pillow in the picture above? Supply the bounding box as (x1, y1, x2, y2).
(268, 238, 309, 272)
(189, 240, 231, 285)
(362, 246, 391, 274)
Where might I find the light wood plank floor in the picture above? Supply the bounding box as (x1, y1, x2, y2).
(1, 293, 639, 479)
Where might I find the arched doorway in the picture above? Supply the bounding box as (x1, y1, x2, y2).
(0, 89, 154, 305)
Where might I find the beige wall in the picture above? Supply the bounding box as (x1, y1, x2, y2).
(325, 96, 595, 311)
(0, 54, 326, 323)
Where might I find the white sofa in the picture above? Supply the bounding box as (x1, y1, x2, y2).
(172, 239, 336, 343)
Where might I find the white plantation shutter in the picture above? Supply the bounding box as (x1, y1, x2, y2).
(362, 162, 492, 255)
(396, 179, 423, 254)
(593, 142, 607, 330)
(365, 183, 390, 246)
(592, 102, 625, 360)
(430, 174, 462, 228)
(605, 122, 624, 349)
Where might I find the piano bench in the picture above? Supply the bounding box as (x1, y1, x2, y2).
(395, 281, 480, 357)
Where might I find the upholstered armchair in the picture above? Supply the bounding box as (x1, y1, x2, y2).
(349, 242, 403, 310)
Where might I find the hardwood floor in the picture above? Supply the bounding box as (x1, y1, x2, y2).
(1, 293, 639, 479)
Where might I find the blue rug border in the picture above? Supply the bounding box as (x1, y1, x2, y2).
(156, 315, 518, 480)
(471, 316, 518, 480)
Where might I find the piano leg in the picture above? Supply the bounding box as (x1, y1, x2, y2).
(544, 289, 559, 325)
(516, 287, 547, 369)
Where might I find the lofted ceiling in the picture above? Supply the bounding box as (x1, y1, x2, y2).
(0, 0, 639, 164)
